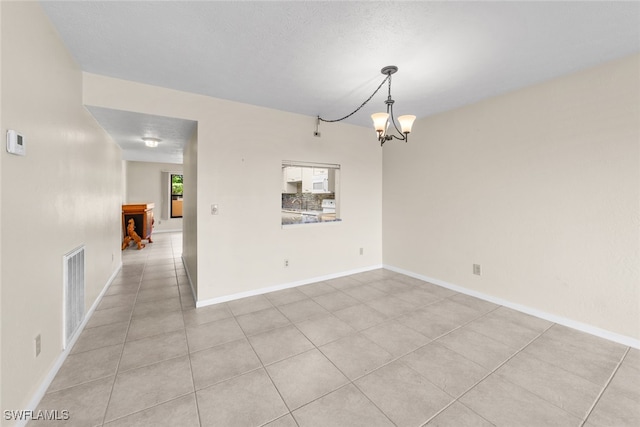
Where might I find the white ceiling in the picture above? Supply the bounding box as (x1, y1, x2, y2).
(86, 106, 197, 164)
(40, 1, 640, 164)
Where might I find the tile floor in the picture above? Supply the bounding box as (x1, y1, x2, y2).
(32, 232, 639, 426)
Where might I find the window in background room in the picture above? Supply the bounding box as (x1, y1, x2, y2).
(281, 161, 340, 226)
(171, 174, 183, 218)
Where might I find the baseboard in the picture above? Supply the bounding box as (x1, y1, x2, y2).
(19, 262, 123, 427)
(384, 264, 640, 350)
(195, 264, 384, 308)
(153, 228, 182, 234)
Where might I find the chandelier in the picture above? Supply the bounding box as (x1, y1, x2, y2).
(316, 65, 416, 146)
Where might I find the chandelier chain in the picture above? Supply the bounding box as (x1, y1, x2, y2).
(317, 74, 391, 123)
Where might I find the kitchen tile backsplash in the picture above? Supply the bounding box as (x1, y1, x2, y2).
(282, 193, 335, 211)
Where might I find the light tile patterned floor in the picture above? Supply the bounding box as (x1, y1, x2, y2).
(31, 232, 639, 426)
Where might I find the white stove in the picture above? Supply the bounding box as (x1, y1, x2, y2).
(321, 199, 336, 213)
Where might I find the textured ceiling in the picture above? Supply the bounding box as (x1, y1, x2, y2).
(86, 107, 196, 164)
(41, 1, 640, 163)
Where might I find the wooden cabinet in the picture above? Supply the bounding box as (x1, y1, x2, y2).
(122, 203, 154, 242)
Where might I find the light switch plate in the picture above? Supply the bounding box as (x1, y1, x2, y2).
(6, 130, 26, 156)
(473, 264, 481, 275)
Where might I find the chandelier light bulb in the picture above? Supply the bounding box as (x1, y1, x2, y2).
(398, 115, 416, 134)
(371, 113, 389, 133)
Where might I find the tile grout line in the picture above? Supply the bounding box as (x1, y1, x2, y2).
(226, 298, 302, 427)
(383, 307, 511, 425)
(98, 254, 146, 426)
(326, 302, 505, 386)
(256, 275, 490, 426)
(173, 238, 205, 427)
(98, 243, 183, 425)
(273, 276, 444, 426)
(418, 322, 555, 426)
(578, 346, 630, 427)
(319, 272, 429, 424)
(264, 278, 400, 424)
(347, 378, 403, 427)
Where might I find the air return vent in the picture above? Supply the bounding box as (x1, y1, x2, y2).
(63, 246, 85, 348)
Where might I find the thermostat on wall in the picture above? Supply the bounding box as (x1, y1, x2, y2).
(6, 130, 26, 156)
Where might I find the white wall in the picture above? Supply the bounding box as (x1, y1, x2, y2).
(383, 54, 640, 342)
(83, 73, 383, 303)
(0, 2, 122, 419)
(121, 160, 128, 205)
(125, 160, 184, 232)
(183, 127, 198, 296)
(0, 1, 4, 414)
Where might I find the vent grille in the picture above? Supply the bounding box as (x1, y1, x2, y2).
(63, 246, 85, 348)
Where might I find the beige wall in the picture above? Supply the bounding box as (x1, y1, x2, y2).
(0, 2, 122, 419)
(125, 160, 184, 232)
(83, 73, 383, 303)
(0, 0, 3, 414)
(383, 54, 640, 341)
(183, 127, 198, 295)
(121, 160, 128, 204)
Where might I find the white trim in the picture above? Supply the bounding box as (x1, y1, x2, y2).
(195, 264, 384, 308)
(153, 228, 182, 234)
(383, 264, 640, 349)
(161, 170, 183, 220)
(281, 219, 342, 229)
(282, 160, 340, 169)
(181, 255, 198, 303)
(19, 262, 123, 427)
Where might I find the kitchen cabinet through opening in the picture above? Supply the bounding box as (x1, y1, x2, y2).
(281, 161, 340, 225)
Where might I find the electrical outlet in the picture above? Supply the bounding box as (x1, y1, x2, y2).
(284, 259, 289, 268)
(35, 334, 41, 357)
(473, 264, 481, 276)
(359, 248, 364, 255)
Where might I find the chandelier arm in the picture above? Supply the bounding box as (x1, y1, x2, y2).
(379, 134, 405, 146)
(388, 134, 407, 142)
(318, 74, 390, 123)
(387, 100, 404, 139)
